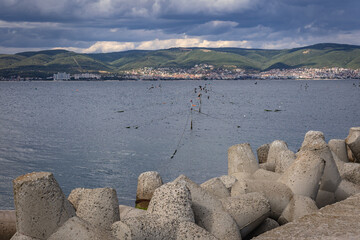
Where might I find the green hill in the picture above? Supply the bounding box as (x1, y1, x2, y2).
(1, 43, 360, 78)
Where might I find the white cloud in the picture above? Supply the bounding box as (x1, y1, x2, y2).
(81, 41, 136, 53)
(76, 38, 251, 53)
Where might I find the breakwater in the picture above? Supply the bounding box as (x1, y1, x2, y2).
(1, 127, 360, 239)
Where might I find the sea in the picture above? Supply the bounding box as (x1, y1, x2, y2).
(0, 79, 359, 209)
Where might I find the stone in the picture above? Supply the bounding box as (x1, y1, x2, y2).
(334, 179, 360, 202)
(328, 139, 349, 162)
(257, 144, 270, 164)
(340, 162, 360, 185)
(136, 171, 163, 209)
(47, 217, 115, 240)
(258, 163, 272, 171)
(315, 190, 336, 208)
(219, 175, 238, 190)
(252, 169, 281, 181)
(200, 177, 230, 199)
(274, 149, 296, 174)
(119, 205, 146, 221)
(244, 179, 293, 219)
(267, 140, 289, 172)
(347, 145, 356, 162)
(228, 143, 259, 175)
(252, 193, 360, 240)
(173, 175, 241, 240)
(68, 187, 120, 230)
(0, 210, 16, 240)
(277, 151, 325, 200)
(112, 214, 179, 240)
(230, 179, 248, 197)
(200, 211, 242, 240)
(9, 233, 38, 240)
(245, 218, 279, 239)
(346, 127, 360, 162)
(278, 195, 318, 225)
(12, 172, 75, 239)
(299, 131, 341, 192)
(231, 172, 253, 181)
(147, 181, 194, 222)
(220, 193, 270, 238)
(175, 222, 218, 240)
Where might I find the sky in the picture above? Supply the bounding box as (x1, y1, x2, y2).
(0, 0, 360, 54)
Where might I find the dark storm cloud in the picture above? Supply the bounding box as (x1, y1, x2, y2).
(0, 0, 360, 53)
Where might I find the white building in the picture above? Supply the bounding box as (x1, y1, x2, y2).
(53, 72, 70, 81)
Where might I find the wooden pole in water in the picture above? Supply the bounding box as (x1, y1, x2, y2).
(190, 108, 193, 130)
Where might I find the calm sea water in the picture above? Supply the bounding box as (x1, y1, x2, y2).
(0, 80, 359, 209)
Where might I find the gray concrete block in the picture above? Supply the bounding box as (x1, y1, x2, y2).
(257, 144, 270, 164)
(329, 139, 349, 162)
(147, 181, 194, 222)
(200, 177, 230, 199)
(278, 195, 318, 225)
(119, 205, 146, 221)
(252, 169, 281, 181)
(245, 218, 279, 239)
(68, 187, 120, 230)
(220, 193, 270, 238)
(0, 210, 16, 240)
(335, 179, 360, 202)
(244, 179, 293, 220)
(299, 131, 341, 192)
(274, 149, 296, 174)
(228, 143, 259, 175)
(173, 175, 241, 240)
(175, 222, 218, 240)
(12, 172, 75, 239)
(278, 151, 325, 200)
(346, 127, 360, 162)
(47, 217, 115, 240)
(219, 175, 238, 190)
(136, 171, 163, 209)
(267, 140, 289, 172)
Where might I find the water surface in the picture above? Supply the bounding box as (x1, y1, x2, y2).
(0, 80, 359, 209)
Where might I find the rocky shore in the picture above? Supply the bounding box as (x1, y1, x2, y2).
(1, 127, 360, 240)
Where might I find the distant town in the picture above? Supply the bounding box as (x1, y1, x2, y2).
(1, 65, 360, 81)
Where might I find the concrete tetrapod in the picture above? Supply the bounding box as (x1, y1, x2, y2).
(328, 139, 349, 162)
(119, 205, 146, 221)
(278, 195, 318, 225)
(173, 175, 241, 240)
(175, 221, 218, 240)
(68, 187, 120, 230)
(252, 169, 281, 181)
(219, 175, 238, 190)
(228, 143, 259, 176)
(0, 210, 16, 240)
(47, 217, 115, 240)
(345, 127, 360, 162)
(244, 179, 293, 220)
(136, 171, 163, 209)
(266, 140, 289, 172)
(299, 131, 341, 193)
(200, 177, 230, 199)
(277, 151, 325, 200)
(12, 172, 75, 240)
(274, 149, 296, 174)
(220, 193, 270, 238)
(334, 179, 360, 202)
(147, 181, 194, 222)
(112, 214, 179, 240)
(245, 218, 279, 239)
(257, 144, 270, 164)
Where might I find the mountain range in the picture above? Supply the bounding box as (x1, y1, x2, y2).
(1, 43, 360, 78)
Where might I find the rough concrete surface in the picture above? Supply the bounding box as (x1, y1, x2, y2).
(254, 193, 360, 240)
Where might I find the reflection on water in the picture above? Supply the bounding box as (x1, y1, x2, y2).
(0, 80, 359, 209)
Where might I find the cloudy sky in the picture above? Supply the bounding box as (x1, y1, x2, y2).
(0, 0, 359, 54)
